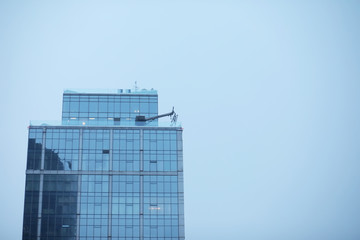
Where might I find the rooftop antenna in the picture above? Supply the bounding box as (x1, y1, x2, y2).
(134, 81, 138, 92)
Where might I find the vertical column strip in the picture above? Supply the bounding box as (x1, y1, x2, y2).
(109, 129, 113, 171)
(108, 175, 112, 240)
(40, 129, 46, 170)
(37, 128, 46, 240)
(140, 129, 144, 172)
(76, 128, 83, 240)
(37, 174, 44, 240)
(177, 129, 183, 172)
(177, 129, 185, 240)
(140, 129, 144, 240)
(178, 173, 185, 240)
(108, 129, 113, 239)
(78, 129, 83, 171)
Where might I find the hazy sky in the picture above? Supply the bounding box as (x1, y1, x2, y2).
(1, 1, 360, 239)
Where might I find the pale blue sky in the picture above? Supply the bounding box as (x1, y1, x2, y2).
(1, 1, 360, 239)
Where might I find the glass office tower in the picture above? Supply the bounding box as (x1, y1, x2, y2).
(23, 89, 185, 240)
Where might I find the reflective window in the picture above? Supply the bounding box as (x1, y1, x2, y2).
(41, 175, 78, 240)
(112, 175, 140, 238)
(27, 128, 43, 170)
(79, 175, 109, 240)
(45, 129, 80, 170)
(82, 130, 110, 171)
(144, 130, 178, 172)
(23, 175, 40, 239)
(144, 176, 179, 238)
(113, 130, 140, 171)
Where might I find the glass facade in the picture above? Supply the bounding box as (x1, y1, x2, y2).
(23, 89, 185, 240)
(62, 91, 158, 126)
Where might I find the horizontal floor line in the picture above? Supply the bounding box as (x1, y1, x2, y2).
(26, 170, 181, 176)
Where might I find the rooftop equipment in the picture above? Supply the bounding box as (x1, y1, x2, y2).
(135, 107, 178, 124)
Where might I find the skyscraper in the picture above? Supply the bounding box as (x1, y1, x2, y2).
(23, 89, 185, 240)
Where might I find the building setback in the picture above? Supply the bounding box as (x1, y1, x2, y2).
(23, 89, 185, 240)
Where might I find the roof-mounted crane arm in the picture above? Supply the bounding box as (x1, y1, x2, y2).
(135, 107, 177, 122)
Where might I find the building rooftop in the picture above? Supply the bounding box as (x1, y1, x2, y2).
(63, 88, 157, 95)
(29, 88, 181, 127)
